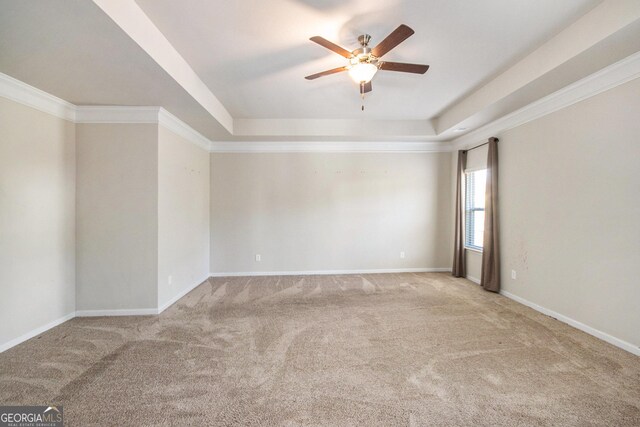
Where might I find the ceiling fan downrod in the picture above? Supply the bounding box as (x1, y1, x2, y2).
(358, 34, 372, 47)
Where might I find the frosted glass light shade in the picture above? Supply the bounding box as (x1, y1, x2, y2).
(348, 62, 378, 83)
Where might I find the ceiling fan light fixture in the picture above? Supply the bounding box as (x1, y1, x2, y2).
(305, 25, 429, 107)
(348, 62, 378, 84)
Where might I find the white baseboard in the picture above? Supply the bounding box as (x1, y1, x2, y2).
(0, 312, 75, 353)
(2, 276, 211, 352)
(75, 308, 158, 317)
(466, 275, 481, 284)
(500, 290, 639, 357)
(209, 268, 452, 277)
(3, 277, 636, 358)
(157, 275, 210, 314)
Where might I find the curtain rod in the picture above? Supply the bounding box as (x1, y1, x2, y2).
(462, 137, 499, 153)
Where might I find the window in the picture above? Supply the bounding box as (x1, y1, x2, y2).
(465, 169, 486, 250)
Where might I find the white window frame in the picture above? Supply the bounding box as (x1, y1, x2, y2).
(464, 169, 486, 252)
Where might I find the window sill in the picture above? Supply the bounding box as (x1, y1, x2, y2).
(465, 246, 483, 254)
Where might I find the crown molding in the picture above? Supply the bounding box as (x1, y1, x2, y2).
(158, 108, 212, 151)
(92, 0, 233, 133)
(0, 72, 76, 121)
(452, 50, 640, 149)
(76, 106, 212, 150)
(4, 46, 640, 155)
(0, 75, 443, 153)
(209, 140, 452, 153)
(0, 72, 214, 151)
(438, 1, 640, 134)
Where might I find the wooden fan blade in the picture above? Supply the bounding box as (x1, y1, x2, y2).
(309, 36, 353, 58)
(371, 24, 414, 58)
(305, 66, 348, 80)
(360, 81, 372, 94)
(379, 61, 429, 74)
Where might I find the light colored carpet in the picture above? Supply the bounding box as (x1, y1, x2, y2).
(1, 273, 638, 426)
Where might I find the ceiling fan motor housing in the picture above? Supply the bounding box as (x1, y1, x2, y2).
(352, 35, 378, 66)
(351, 50, 377, 66)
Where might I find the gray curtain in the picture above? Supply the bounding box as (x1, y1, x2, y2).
(481, 138, 500, 292)
(452, 150, 467, 277)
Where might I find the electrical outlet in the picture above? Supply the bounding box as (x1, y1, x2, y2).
(255, 254, 261, 262)
(168, 275, 172, 285)
(511, 270, 517, 280)
(400, 251, 405, 259)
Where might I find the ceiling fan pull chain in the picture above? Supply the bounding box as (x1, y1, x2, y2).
(361, 84, 365, 111)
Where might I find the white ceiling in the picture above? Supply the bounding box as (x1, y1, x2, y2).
(0, 0, 231, 138)
(135, 0, 599, 120)
(3, 0, 640, 143)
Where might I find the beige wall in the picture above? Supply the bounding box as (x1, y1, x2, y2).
(158, 126, 210, 308)
(498, 77, 640, 347)
(76, 123, 158, 311)
(455, 77, 640, 348)
(3, 73, 637, 353)
(0, 97, 76, 347)
(211, 152, 452, 273)
(465, 250, 482, 282)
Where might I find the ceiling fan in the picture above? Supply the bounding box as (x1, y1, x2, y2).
(305, 24, 429, 108)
